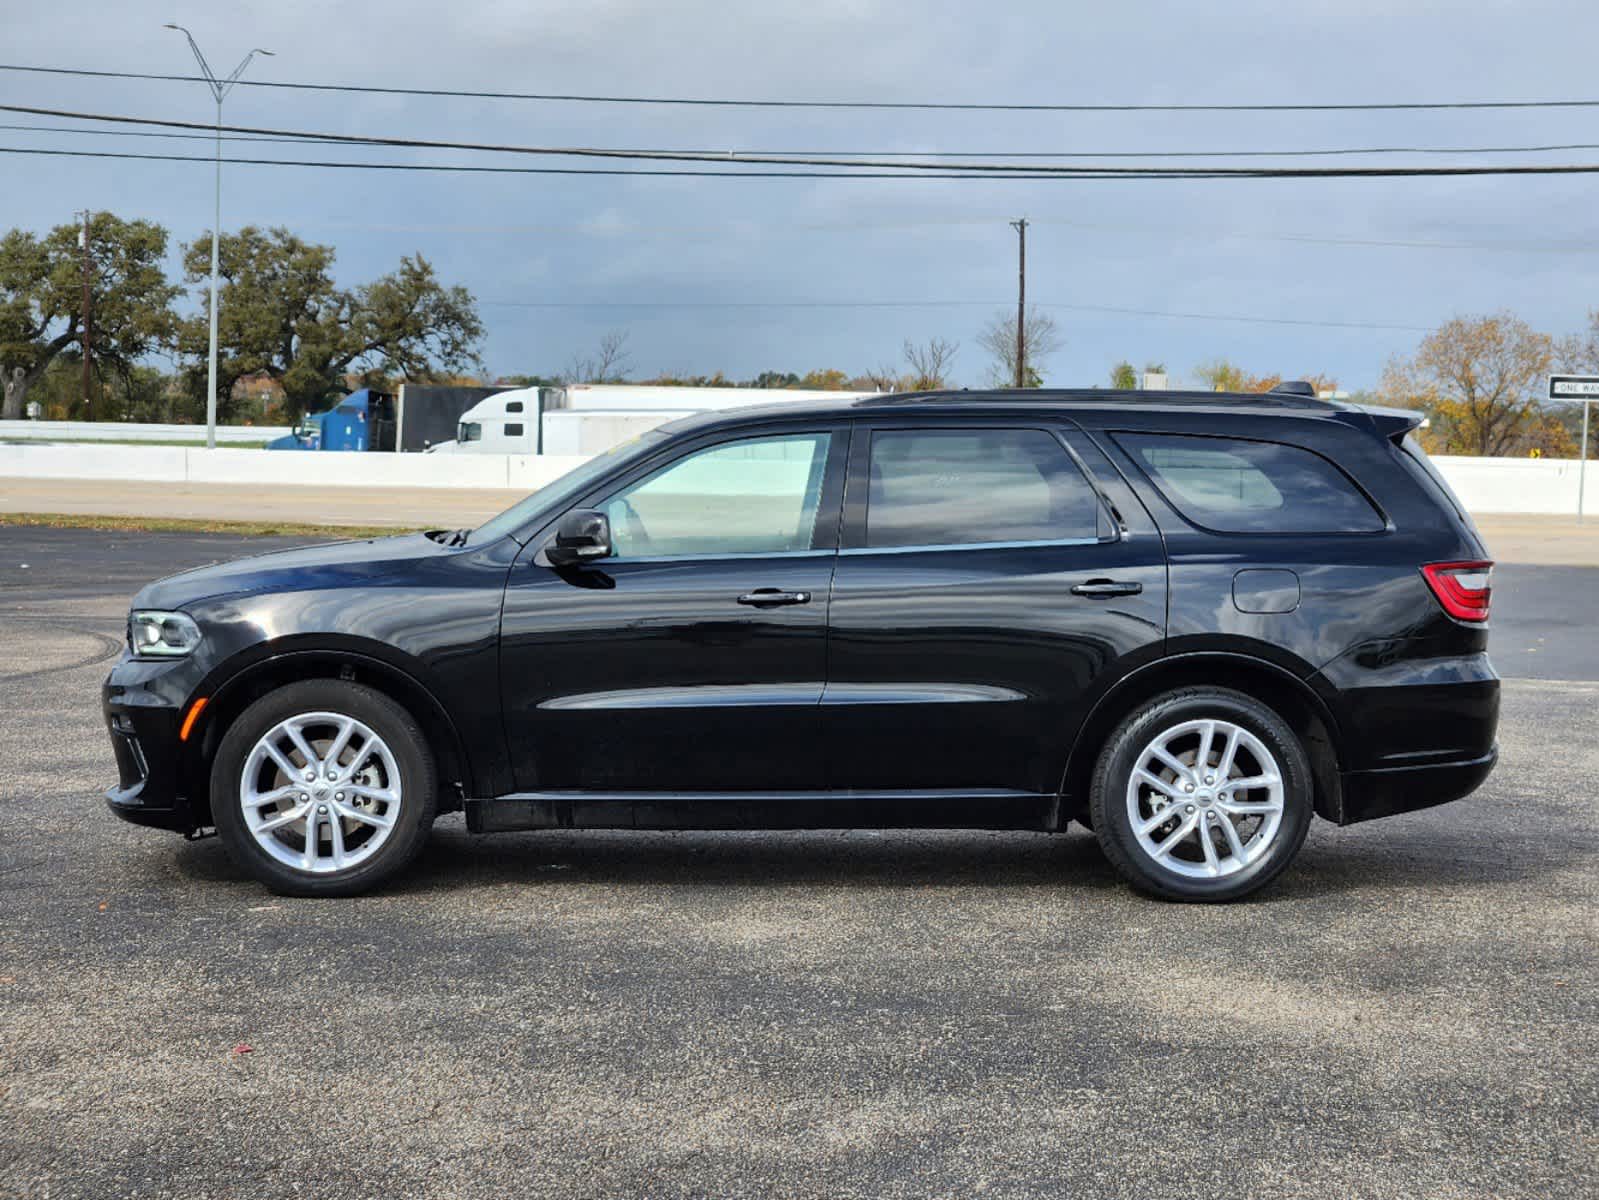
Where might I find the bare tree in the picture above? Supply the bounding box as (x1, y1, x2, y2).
(859, 364, 904, 392)
(562, 329, 632, 384)
(901, 337, 959, 390)
(977, 310, 1062, 387)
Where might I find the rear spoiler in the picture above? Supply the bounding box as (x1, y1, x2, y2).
(1334, 404, 1426, 445)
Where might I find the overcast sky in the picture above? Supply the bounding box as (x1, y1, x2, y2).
(3, 0, 1598, 391)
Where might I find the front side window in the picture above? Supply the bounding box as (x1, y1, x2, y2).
(600, 432, 832, 559)
(865, 428, 1101, 549)
(460, 422, 482, 443)
(1117, 433, 1384, 534)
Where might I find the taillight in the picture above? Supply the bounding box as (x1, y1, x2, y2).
(1421, 560, 1493, 622)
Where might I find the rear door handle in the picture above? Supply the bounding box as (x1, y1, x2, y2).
(1071, 579, 1143, 598)
(737, 588, 811, 607)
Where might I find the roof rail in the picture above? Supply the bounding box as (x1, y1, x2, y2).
(1269, 380, 1318, 397)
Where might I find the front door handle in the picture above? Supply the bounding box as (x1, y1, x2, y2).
(737, 588, 811, 607)
(1071, 579, 1144, 598)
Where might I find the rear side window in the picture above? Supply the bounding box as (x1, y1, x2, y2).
(1398, 433, 1482, 539)
(866, 428, 1101, 548)
(1117, 433, 1384, 534)
(506, 401, 524, 413)
(505, 423, 525, 437)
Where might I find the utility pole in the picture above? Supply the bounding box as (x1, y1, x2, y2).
(165, 25, 274, 449)
(1010, 218, 1028, 388)
(79, 210, 92, 419)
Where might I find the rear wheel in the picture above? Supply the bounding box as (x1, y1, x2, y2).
(1089, 687, 1312, 901)
(211, 680, 437, 897)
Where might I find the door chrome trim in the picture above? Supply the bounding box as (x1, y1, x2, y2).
(819, 682, 1027, 705)
(837, 535, 1102, 557)
(538, 682, 825, 711)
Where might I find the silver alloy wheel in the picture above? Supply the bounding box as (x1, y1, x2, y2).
(238, 710, 402, 875)
(1125, 717, 1285, 880)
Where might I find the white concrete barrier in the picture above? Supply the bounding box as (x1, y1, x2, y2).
(1431, 456, 1596, 518)
(0, 441, 191, 480)
(0, 419, 289, 444)
(0, 443, 590, 490)
(0, 440, 1592, 515)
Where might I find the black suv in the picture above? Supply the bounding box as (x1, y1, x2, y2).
(103, 388, 1498, 901)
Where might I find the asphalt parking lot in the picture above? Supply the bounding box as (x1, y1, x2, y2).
(2, 525, 1594, 1200)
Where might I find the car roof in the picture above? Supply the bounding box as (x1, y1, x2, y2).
(655, 387, 1362, 437)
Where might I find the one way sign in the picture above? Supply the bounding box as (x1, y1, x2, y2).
(1548, 374, 1599, 400)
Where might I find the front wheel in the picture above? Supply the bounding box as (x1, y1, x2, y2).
(211, 680, 437, 897)
(1089, 687, 1312, 902)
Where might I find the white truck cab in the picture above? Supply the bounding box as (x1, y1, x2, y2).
(428, 387, 542, 454)
(429, 383, 877, 455)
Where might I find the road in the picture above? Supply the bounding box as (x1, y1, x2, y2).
(1, 526, 1594, 1200)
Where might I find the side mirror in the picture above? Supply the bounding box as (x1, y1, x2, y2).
(544, 509, 613, 567)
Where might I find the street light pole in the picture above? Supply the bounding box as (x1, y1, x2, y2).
(164, 25, 272, 450)
(1010, 218, 1028, 388)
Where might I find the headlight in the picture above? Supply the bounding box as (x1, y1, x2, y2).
(128, 611, 203, 658)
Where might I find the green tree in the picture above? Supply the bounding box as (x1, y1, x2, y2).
(752, 370, 800, 389)
(1110, 361, 1138, 389)
(797, 368, 853, 390)
(1, 212, 179, 419)
(178, 227, 483, 419)
(1194, 360, 1255, 392)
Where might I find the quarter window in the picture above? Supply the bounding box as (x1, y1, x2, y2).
(1118, 433, 1384, 533)
(865, 428, 1102, 549)
(600, 432, 831, 559)
(505, 423, 525, 437)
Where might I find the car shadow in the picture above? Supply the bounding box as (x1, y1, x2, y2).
(394, 823, 1125, 895)
(167, 809, 1578, 901)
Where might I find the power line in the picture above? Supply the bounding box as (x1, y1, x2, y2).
(15, 143, 1599, 183)
(21, 143, 1599, 185)
(5, 62, 1599, 113)
(12, 104, 1599, 179)
(0, 145, 1224, 179)
(0, 121, 361, 147)
(11, 119, 1599, 161)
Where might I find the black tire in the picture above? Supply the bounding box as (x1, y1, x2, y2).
(210, 680, 437, 897)
(1089, 687, 1312, 902)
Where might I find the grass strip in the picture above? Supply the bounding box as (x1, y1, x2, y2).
(0, 512, 419, 540)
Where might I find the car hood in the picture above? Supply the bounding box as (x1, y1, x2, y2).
(131, 532, 453, 611)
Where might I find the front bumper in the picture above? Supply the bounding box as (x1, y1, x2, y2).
(102, 658, 202, 834)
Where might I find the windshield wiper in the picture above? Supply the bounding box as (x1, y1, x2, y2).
(424, 528, 472, 547)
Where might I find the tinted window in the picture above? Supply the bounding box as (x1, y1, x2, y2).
(865, 428, 1101, 549)
(505, 423, 524, 437)
(506, 401, 524, 413)
(601, 432, 831, 558)
(1119, 433, 1384, 533)
(1399, 433, 1482, 538)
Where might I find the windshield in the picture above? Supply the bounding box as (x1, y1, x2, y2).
(470, 429, 670, 545)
